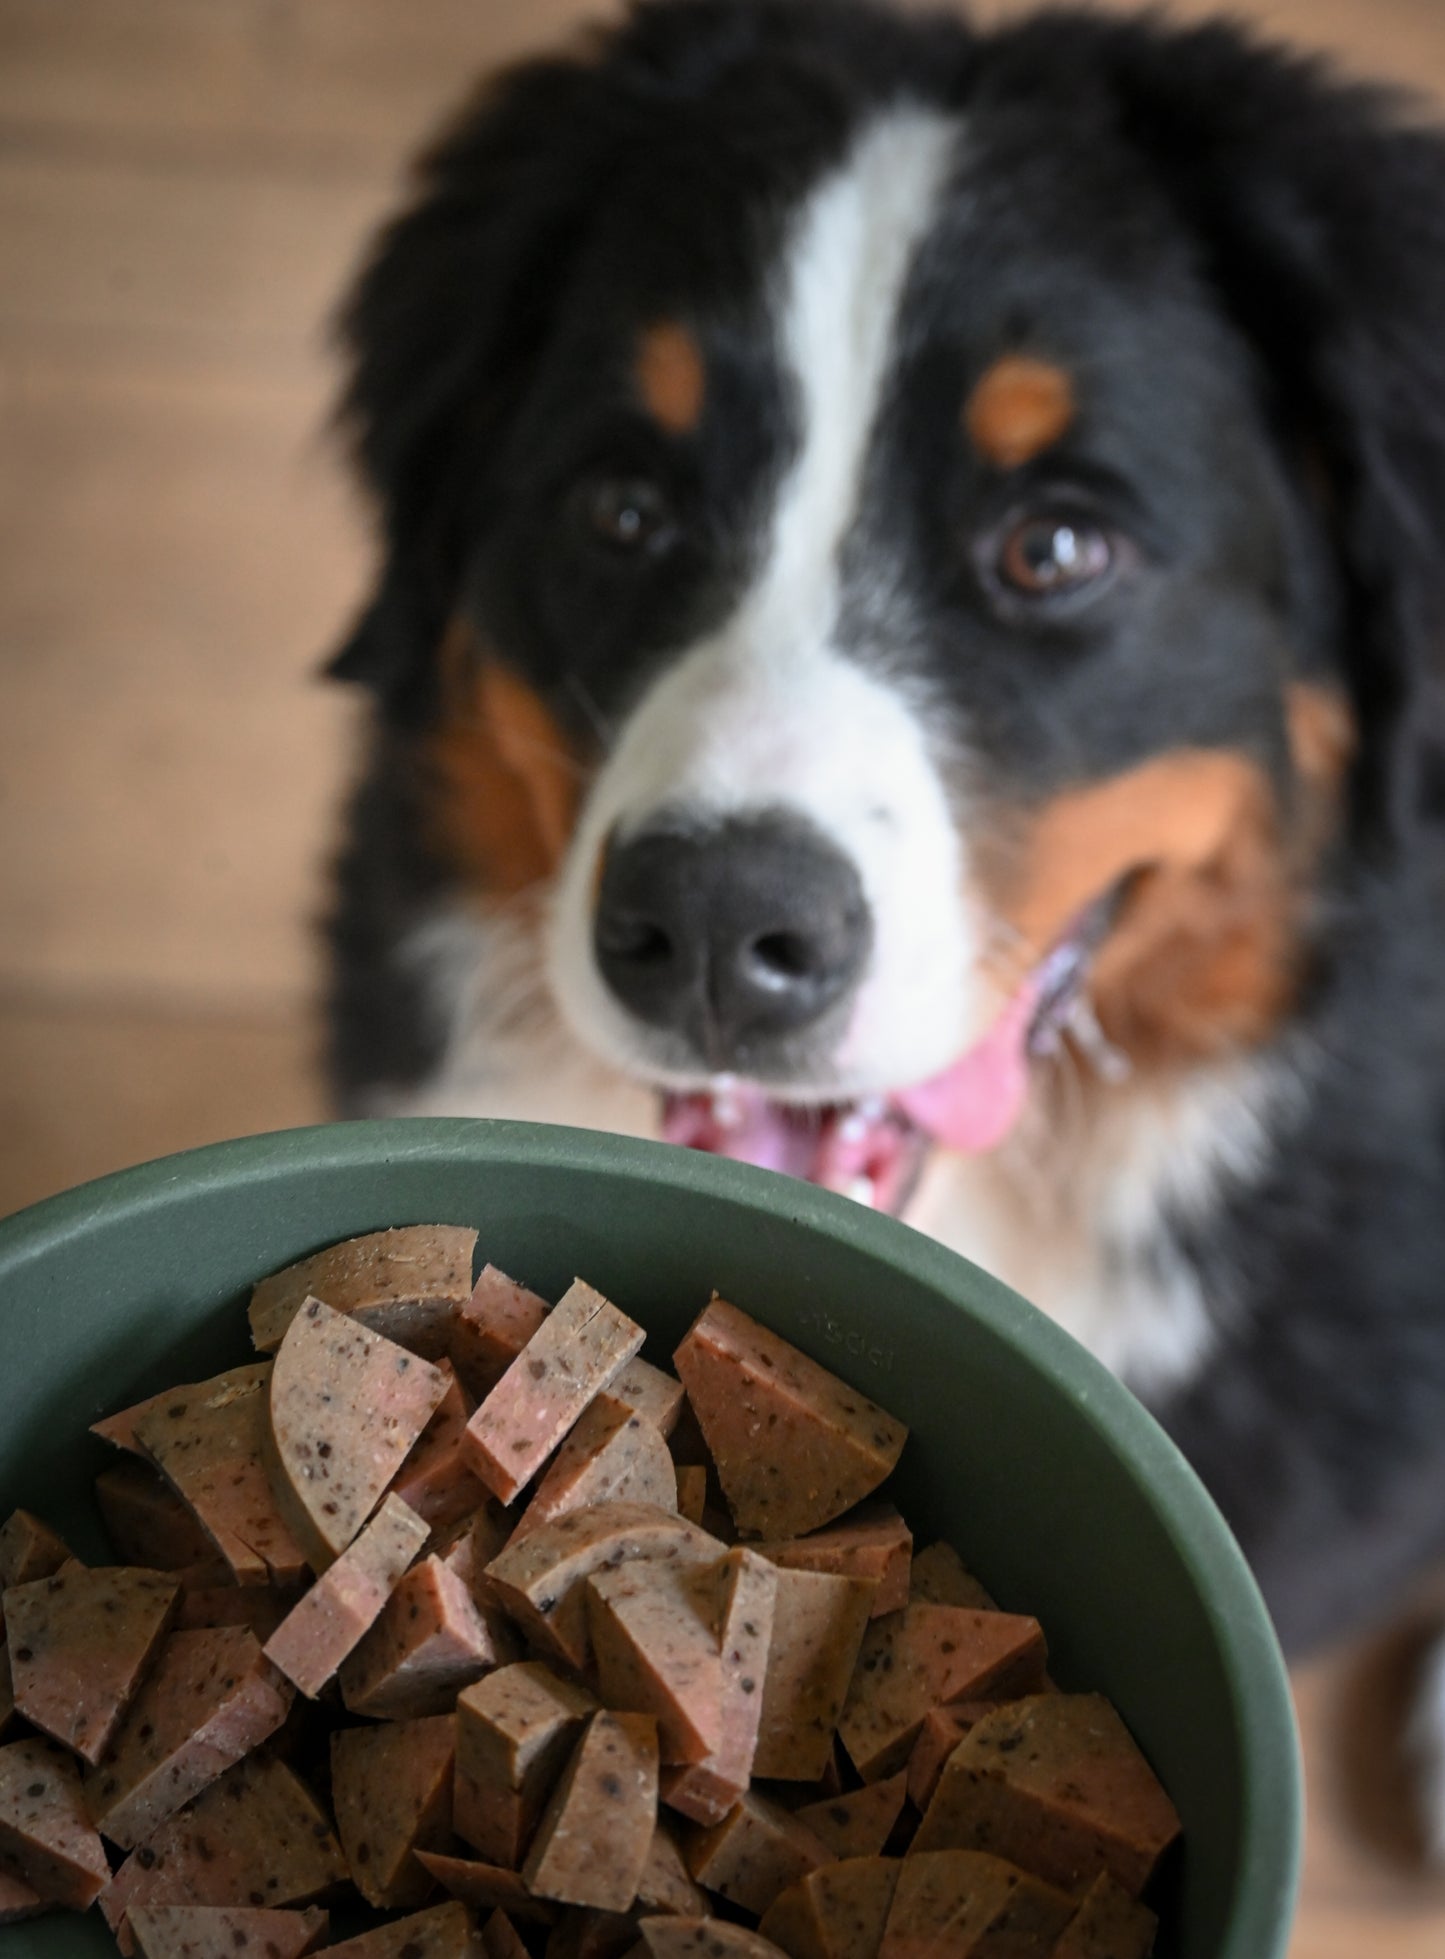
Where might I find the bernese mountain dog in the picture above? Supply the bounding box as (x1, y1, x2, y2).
(323, 0, 1445, 1844)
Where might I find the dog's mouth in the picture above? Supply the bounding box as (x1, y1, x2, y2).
(658, 879, 1134, 1214)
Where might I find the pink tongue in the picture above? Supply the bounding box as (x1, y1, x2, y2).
(892, 974, 1041, 1154)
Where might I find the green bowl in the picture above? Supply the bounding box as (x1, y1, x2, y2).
(0, 1118, 1300, 1958)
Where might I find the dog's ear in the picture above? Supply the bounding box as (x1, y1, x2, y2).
(1067, 18, 1445, 844)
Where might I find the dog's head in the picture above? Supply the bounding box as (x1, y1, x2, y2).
(331, 0, 1445, 1209)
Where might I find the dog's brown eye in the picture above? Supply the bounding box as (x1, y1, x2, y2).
(579, 476, 676, 555)
(996, 515, 1114, 597)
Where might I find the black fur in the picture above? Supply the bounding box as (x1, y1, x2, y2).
(326, 0, 1445, 1654)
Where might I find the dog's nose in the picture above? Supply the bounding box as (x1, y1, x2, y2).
(593, 812, 872, 1061)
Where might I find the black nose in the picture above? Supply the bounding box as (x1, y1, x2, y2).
(593, 812, 872, 1064)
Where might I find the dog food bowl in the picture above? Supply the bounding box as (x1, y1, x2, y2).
(0, 1118, 1300, 1958)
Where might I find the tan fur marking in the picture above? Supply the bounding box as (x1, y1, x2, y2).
(636, 322, 706, 435)
(966, 355, 1076, 470)
(431, 626, 582, 896)
(1285, 680, 1355, 791)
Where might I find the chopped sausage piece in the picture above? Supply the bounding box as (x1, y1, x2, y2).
(837, 1605, 1046, 1782)
(84, 1625, 293, 1849)
(248, 1226, 478, 1358)
(485, 1502, 722, 1672)
(134, 1364, 309, 1586)
(517, 1396, 677, 1538)
(0, 1511, 71, 1593)
(545, 1907, 638, 1959)
(635, 1816, 708, 1916)
(267, 1297, 450, 1572)
(758, 1856, 901, 1959)
(522, 1709, 659, 1911)
(636, 1920, 789, 1959)
(439, 1503, 514, 1609)
(610, 1359, 686, 1438)
(0, 1867, 44, 1923)
(332, 1714, 456, 1909)
(450, 1267, 552, 1400)
(754, 1569, 875, 1782)
(1051, 1873, 1158, 1958)
(675, 1468, 707, 1527)
(96, 1462, 219, 1571)
(393, 1362, 491, 1532)
(910, 1695, 1181, 1897)
(795, 1772, 907, 1860)
(877, 1849, 1075, 1957)
(905, 1703, 997, 1813)
(685, 1789, 834, 1917)
(173, 1576, 290, 1643)
(482, 1908, 532, 1959)
(414, 1851, 557, 1924)
(4, 1565, 178, 1765)
(756, 1506, 912, 1619)
(341, 1554, 509, 1720)
(672, 1299, 907, 1539)
(908, 1542, 996, 1611)
(0, 1736, 110, 1909)
(464, 1280, 646, 1504)
(661, 1548, 777, 1824)
(100, 1755, 347, 1950)
(323, 1900, 481, 1959)
(454, 1662, 596, 1868)
(586, 1563, 724, 1767)
(263, 1494, 428, 1698)
(127, 1906, 330, 1959)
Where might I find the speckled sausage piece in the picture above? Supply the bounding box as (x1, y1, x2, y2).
(516, 1396, 677, 1539)
(585, 1563, 723, 1767)
(908, 1542, 996, 1611)
(463, 1280, 646, 1503)
(248, 1225, 478, 1357)
(609, 1359, 686, 1439)
(267, 1297, 449, 1572)
(413, 1851, 557, 1925)
(4, 1565, 178, 1765)
(127, 1906, 330, 1959)
(134, 1364, 309, 1586)
(95, 1462, 219, 1571)
(340, 1554, 508, 1720)
(322, 1900, 482, 1959)
(263, 1493, 428, 1697)
(635, 1817, 707, 1916)
(684, 1790, 833, 1918)
(910, 1694, 1181, 1896)
(0, 1736, 111, 1909)
(173, 1575, 290, 1643)
(522, 1710, 659, 1911)
(449, 1267, 551, 1400)
(331, 1714, 455, 1909)
(756, 1505, 912, 1619)
(485, 1502, 723, 1671)
(672, 1299, 907, 1539)
(481, 1909, 531, 1959)
(85, 1626, 293, 1849)
(758, 1856, 901, 1959)
(795, 1774, 907, 1861)
(877, 1850, 1075, 1957)
(837, 1605, 1047, 1782)
(661, 1548, 777, 1824)
(905, 1704, 996, 1813)
(393, 1363, 491, 1531)
(674, 1468, 707, 1527)
(0, 1868, 44, 1923)
(0, 1511, 71, 1593)
(99, 1755, 347, 1951)
(454, 1662, 596, 1868)
(1051, 1873, 1159, 1959)
(636, 1919, 788, 1959)
(0, 1643, 18, 1742)
(752, 1568, 875, 1782)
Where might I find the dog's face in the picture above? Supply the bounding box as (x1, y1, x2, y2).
(334, 2, 1445, 1211)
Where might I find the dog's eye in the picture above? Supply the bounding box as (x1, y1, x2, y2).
(993, 513, 1116, 599)
(574, 475, 677, 557)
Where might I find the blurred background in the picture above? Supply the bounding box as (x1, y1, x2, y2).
(2, 1, 1444, 1951)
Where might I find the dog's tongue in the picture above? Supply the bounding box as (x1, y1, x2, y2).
(891, 973, 1041, 1153)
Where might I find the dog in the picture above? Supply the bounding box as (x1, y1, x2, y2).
(322, 0, 1445, 1845)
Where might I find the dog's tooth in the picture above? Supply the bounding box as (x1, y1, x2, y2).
(838, 1113, 869, 1145)
(856, 1096, 887, 1124)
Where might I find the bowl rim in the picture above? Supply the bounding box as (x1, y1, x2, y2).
(0, 1115, 1302, 1956)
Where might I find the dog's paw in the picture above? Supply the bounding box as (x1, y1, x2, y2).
(1405, 1625, 1445, 1863)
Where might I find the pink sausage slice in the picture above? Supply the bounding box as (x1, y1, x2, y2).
(0, 1868, 44, 1924)
(450, 1266, 550, 1400)
(263, 1493, 428, 1697)
(636, 1817, 707, 1916)
(128, 1907, 330, 1959)
(85, 1625, 293, 1849)
(267, 1297, 449, 1572)
(0, 1736, 111, 1909)
(638, 1921, 789, 1959)
(482, 1909, 531, 1959)
(4, 1565, 178, 1765)
(909, 1541, 996, 1610)
(1052, 1874, 1159, 1959)
(134, 1364, 309, 1586)
(95, 1462, 218, 1572)
(413, 1851, 556, 1924)
(673, 1299, 907, 1539)
(756, 1505, 912, 1619)
(341, 1554, 509, 1720)
(753, 1568, 875, 1782)
(661, 1547, 777, 1824)
(0, 1643, 17, 1742)
(323, 1901, 480, 1959)
(586, 1562, 723, 1767)
(795, 1773, 908, 1860)
(392, 1362, 490, 1531)
(877, 1849, 1074, 1957)
(248, 1225, 478, 1357)
(0, 1511, 71, 1592)
(331, 1714, 455, 1909)
(521, 1709, 659, 1911)
(463, 1279, 645, 1503)
(609, 1359, 686, 1438)
(454, 1661, 596, 1869)
(515, 1395, 676, 1538)
(758, 1857, 901, 1959)
(905, 1703, 996, 1813)
(685, 1789, 834, 1918)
